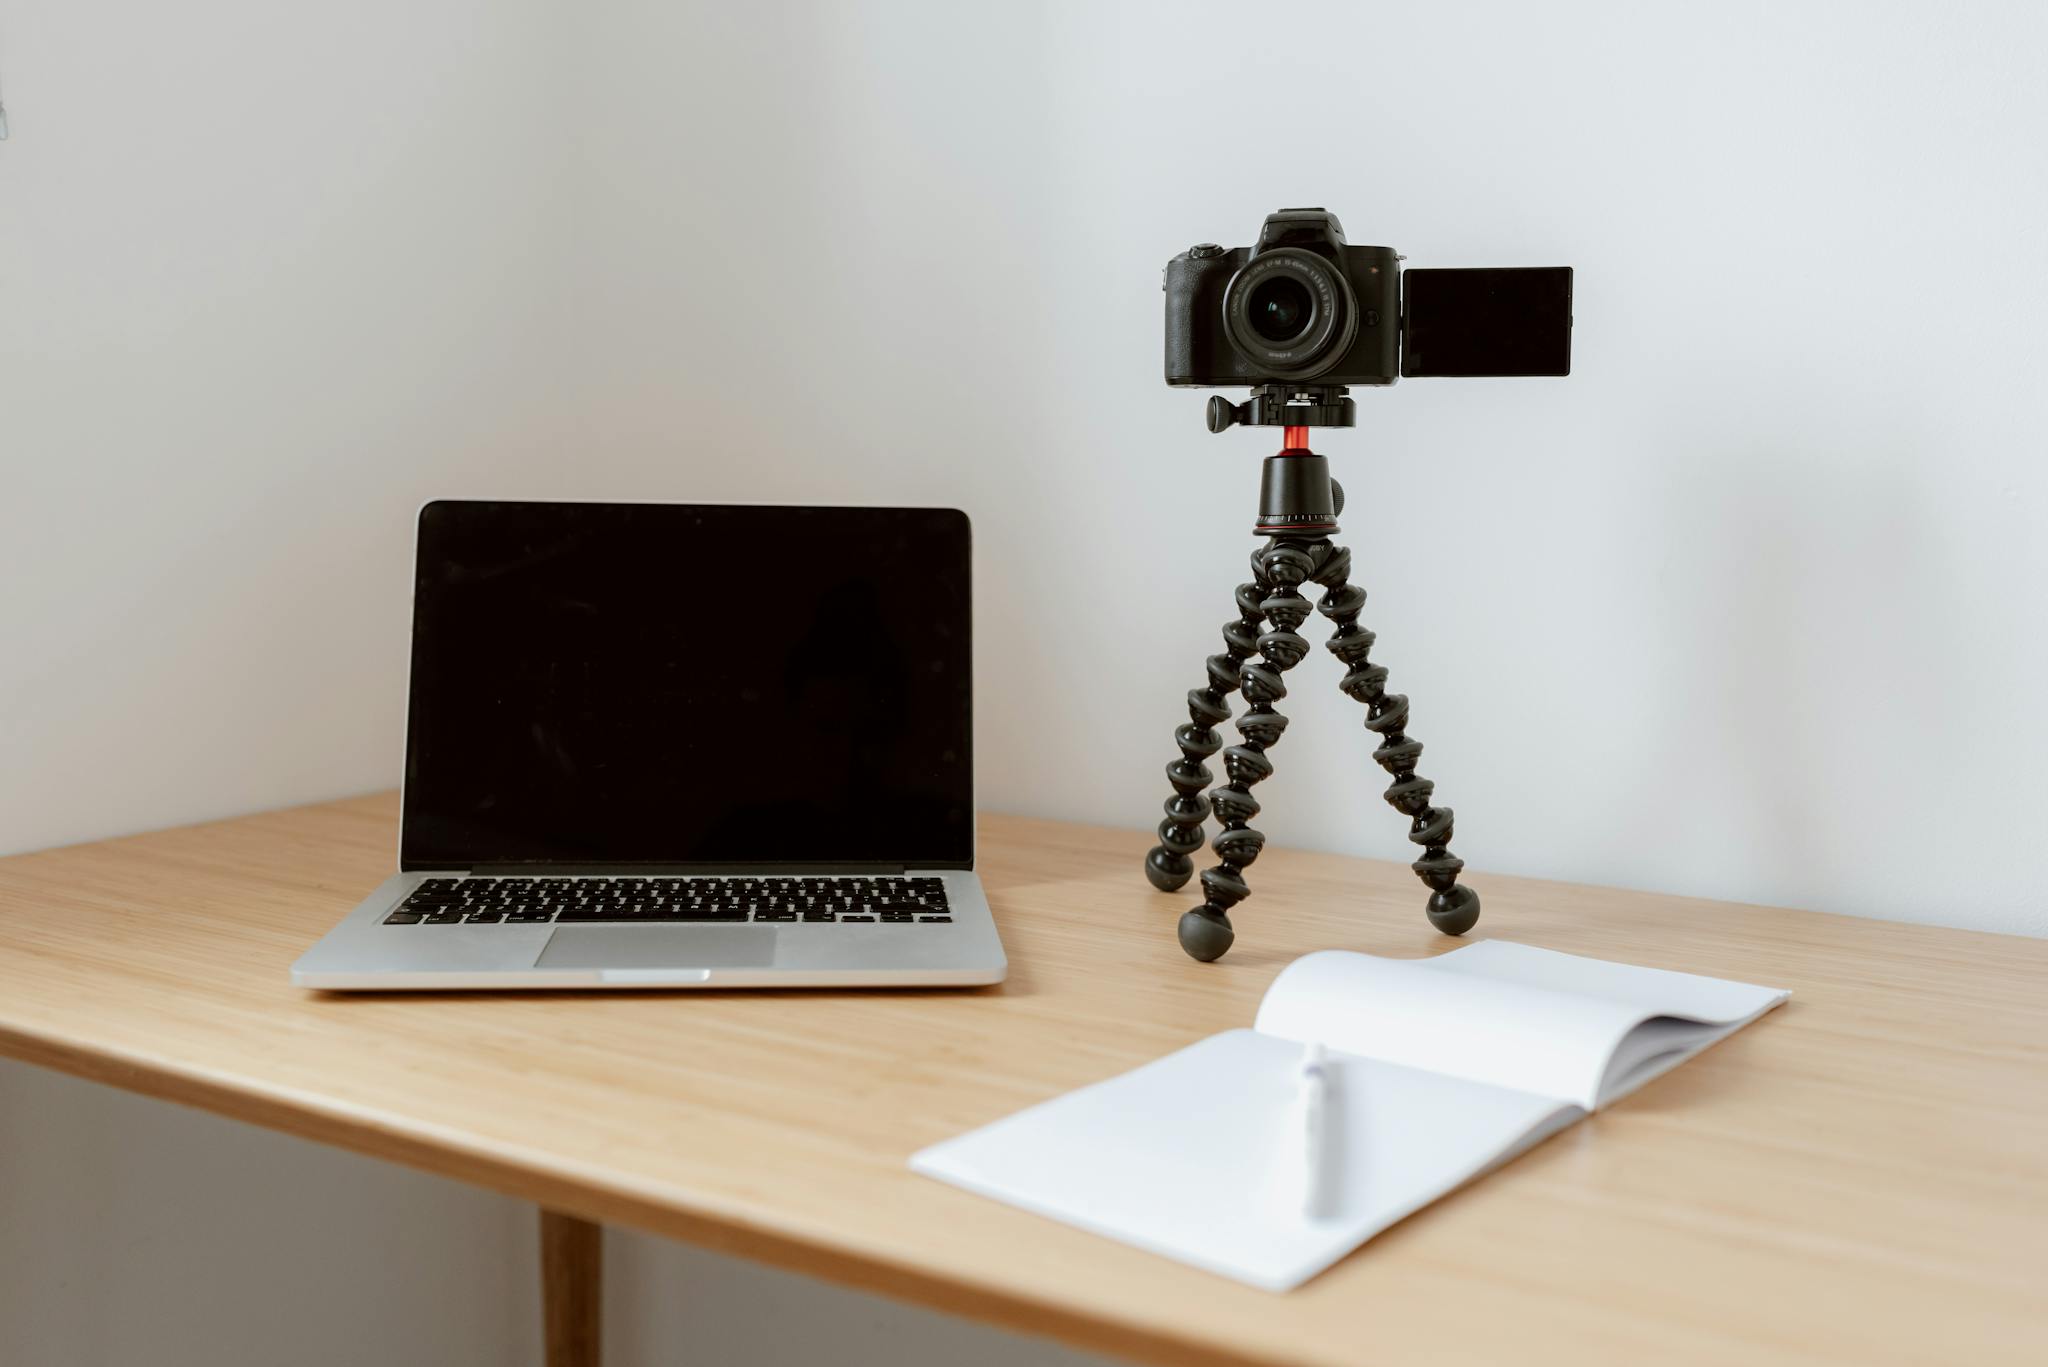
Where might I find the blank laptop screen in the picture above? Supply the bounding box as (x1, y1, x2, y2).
(399, 502, 972, 870)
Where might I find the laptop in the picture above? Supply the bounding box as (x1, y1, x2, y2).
(292, 500, 1006, 990)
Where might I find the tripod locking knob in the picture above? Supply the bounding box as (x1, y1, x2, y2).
(1206, 396, 1243, 433)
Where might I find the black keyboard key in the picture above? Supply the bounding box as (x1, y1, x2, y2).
(385, 875, 955, 928)
(918, 915, 953, 923)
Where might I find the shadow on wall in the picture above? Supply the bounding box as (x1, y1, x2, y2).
(1626, 394, 1977, 919)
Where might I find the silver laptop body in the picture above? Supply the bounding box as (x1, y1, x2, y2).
(293, 501, 1005, 991)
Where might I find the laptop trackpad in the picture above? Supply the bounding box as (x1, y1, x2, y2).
(535, 925, 778, 970)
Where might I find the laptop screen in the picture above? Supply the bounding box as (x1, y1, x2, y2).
(399, 501, 973, 870)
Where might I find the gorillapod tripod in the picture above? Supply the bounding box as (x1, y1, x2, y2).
(1142, 382, 1482, 961)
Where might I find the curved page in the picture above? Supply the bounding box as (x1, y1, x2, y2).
(1255, 948, 1654, 1108)
(1254, 943, 1788, 1110)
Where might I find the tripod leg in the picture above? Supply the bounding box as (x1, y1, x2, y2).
(1178, 542, 1318, 961)
(1311, 544, 1481, 935)
(1143, 580, 1267, 892)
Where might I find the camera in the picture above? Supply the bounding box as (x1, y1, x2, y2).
(1144, 208, 1574, 962)
(1164, 207, 1572, 388)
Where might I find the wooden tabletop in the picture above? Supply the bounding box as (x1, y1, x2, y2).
(0, 794, 2043, 1366)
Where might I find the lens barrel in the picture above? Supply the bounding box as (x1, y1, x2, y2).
(1222, 248, 1357, 381)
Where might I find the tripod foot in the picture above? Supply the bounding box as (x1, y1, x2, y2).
(1426, 884, 1481, 936)
(1145, 847, 1194, 892)
(1177, 907, 1235, 962)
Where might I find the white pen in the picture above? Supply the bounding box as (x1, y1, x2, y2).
(1297, 1041, 1333, 1218)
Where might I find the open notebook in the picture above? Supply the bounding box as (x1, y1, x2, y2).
(912, 941, 1788, 1290)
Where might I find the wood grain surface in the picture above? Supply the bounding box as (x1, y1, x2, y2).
(0, 793, 2042, 1366)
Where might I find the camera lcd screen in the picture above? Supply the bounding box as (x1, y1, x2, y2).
(1401, 267, 1573, 378)
(399, 501, 973, 870)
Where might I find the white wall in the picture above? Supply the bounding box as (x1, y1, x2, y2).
(560, 0, 2048, 941)
(9, 0, 2045, 927)
(4, 2, 2045, 1365)
(0, 0, 575, 853)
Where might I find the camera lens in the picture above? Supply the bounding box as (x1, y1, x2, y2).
(1249, 277, 1312, 342)
(1222, 248, 1358, 382)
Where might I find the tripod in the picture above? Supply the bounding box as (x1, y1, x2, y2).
(1142, 383, 1482, 961)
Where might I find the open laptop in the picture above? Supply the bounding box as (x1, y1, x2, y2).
(292, 500, 1006, 990)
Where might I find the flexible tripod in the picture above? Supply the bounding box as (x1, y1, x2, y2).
(1143, 383, 1481, 961)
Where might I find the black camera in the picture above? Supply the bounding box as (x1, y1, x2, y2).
(1164, 207, 1572, 388)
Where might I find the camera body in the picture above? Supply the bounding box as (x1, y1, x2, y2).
(1165, 208, 1400, 387)
(1165, 207, 1573, 390)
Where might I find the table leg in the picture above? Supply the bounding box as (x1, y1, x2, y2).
(540, 1209, 602, 1367)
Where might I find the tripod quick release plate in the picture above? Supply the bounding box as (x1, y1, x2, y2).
(1207, 382, 1356, 433)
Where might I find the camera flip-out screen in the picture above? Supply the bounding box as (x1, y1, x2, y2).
(1400, 267, 1573, 378)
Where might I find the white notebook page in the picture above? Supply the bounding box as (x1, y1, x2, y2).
(911, 1028, 1572, 1290)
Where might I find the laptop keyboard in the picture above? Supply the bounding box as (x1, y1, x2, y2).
(383, 876, 953, 926)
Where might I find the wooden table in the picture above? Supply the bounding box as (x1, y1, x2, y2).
(1, 794, 2043, 1366)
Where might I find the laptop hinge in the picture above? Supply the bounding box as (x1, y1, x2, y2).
(462, 861, 911, 876)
